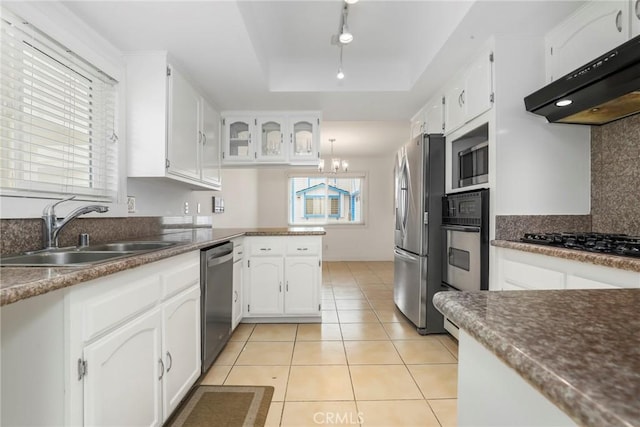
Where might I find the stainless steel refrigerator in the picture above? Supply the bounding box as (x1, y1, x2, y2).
(393, 133, 445, 334)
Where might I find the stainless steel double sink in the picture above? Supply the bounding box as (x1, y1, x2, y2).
(0, 241, 178, 267)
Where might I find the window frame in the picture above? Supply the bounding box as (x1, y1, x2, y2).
(288, 171, 367, 227)
(0, 7, 119, 203)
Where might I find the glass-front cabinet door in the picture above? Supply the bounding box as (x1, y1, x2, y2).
(256, 117, 286, 162)
(289, 116, 319, 163)
(223, 116, 254, 162)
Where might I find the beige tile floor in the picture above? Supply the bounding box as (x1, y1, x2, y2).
(201, 261, 458, 427)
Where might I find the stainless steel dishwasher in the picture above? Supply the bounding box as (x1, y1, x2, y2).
(201, 241, 234, 373)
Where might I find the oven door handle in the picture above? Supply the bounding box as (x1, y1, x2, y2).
(394, 249, 419, 262)
(442, 225, 480, 233)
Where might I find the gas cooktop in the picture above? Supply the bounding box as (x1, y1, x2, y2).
(520, 232, 640, 258)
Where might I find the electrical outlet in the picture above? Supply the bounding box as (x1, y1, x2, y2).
(127, 196, 136, 213)
(184, 201, 189, 214)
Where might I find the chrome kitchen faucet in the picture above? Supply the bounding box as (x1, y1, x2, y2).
(42, 196, 109, 249)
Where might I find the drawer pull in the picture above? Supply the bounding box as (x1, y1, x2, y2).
(260, 248, 271, 251)
(297, 247, 309, 251)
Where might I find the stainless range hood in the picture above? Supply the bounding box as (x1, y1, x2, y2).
(524, 35, 640, 126)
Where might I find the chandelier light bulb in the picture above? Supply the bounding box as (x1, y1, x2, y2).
(337, 68, 345, 80)
(345, 0, 359, 4)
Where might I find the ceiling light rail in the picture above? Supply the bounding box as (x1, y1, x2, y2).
(332, 0, 358, 80)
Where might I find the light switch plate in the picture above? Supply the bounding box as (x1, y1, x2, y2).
(127, 196, 136, 213)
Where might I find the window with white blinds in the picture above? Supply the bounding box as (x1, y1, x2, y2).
(0, 8, 118, 202)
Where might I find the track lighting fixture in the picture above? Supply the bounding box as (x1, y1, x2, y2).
(333, 2, 356, 79)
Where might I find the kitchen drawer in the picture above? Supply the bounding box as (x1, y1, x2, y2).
(161, 252, 200, 300)
(286, 239, 321, 256)
(249, 240, 284, 256)
(502, 259, 564, 290)
(233, 243, 244, 261)
(80, 275, 162, 343)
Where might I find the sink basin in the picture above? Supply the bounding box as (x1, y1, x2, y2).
(79, 241, 178, 252)
(0, 251, 136, 267)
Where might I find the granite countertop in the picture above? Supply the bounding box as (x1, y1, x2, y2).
(433, 289, 640, 427)
(492, 240, 640, 273)
(0, 227, 325, 306)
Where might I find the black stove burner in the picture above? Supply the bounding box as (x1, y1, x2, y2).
(520, 232, 640, 258)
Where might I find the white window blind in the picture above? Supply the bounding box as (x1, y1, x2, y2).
(0, 8, 118, 202)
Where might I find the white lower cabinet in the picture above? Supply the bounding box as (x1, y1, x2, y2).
(284, 257, 320, 315)
(247, 256, 285, 315)
(162, 286, 202, 419)
(243, 236, 322, 321)
(67, 251, 201, 426)
(232, 239, 245, 330)
(496, 246, 640, 290)
(83, 307, 164, 426)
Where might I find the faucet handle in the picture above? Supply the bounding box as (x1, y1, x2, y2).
(43, 195, 76, 216)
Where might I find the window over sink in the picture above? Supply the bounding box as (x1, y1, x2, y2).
(288, 174, 365, 226)
(0, 7, 119, 202)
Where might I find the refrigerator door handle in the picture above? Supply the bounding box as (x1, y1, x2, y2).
(442, 224, 480, 233)
(394, 248, 419, 262)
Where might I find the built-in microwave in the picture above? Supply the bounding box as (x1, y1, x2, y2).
(458, 141, 488, 187)
(451, 122, 489, 190)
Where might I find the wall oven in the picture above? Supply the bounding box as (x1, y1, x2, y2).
(441, 189, 489, 337)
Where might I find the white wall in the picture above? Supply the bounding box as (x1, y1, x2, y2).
(127, 169, 259, 227)
(255, 157, 395, 261)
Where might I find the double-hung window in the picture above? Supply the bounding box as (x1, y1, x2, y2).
(288, 174, 365, 225)
(0, 8, 118, 202)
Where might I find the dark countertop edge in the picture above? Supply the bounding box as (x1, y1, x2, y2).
(433, 291, 630, 427)
(492, 240, 640, 273)
(0, 228, 325, 306)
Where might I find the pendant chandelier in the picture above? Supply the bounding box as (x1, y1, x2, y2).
(318, 139, 349, 173)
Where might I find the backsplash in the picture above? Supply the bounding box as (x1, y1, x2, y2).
(494, 215, 592, 241)
(0, 216, 213, 255)
(495, 114, 640, 240)
(591, 114, 640, 236)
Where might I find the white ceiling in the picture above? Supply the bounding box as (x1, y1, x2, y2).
(54, 0, 583, 157)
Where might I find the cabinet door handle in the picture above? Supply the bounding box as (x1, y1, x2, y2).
(460, 89, 465, 105)
(202, 133, 207, 146)
(297, 247, 308, 251)
(260, 248, 271, 251)
(286, 281, 289, 291)
(234, 290, 238, 302)
(635, 0, 640, 20)
(615, 10, 623, 32)
(166, 351, 173, 373)
(279, 282, 282, 292)
(158, 359, 165, 381)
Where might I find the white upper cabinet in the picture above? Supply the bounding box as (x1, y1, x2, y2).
(222, 111, 321, 165)
(289, 115, 321, 164)
(410, 107, 426, 138)
(545, 0, 630, 83)
(201, 101, 222, 186)
(424, 94, 444, 135)
(167, 66, 200, 181)
(256, 116, 287, 162)
(444, 49, 493, 135)
(223, 117, 255, 162)
(125, 52, 221, 190)
(632, 0, 640, 37)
